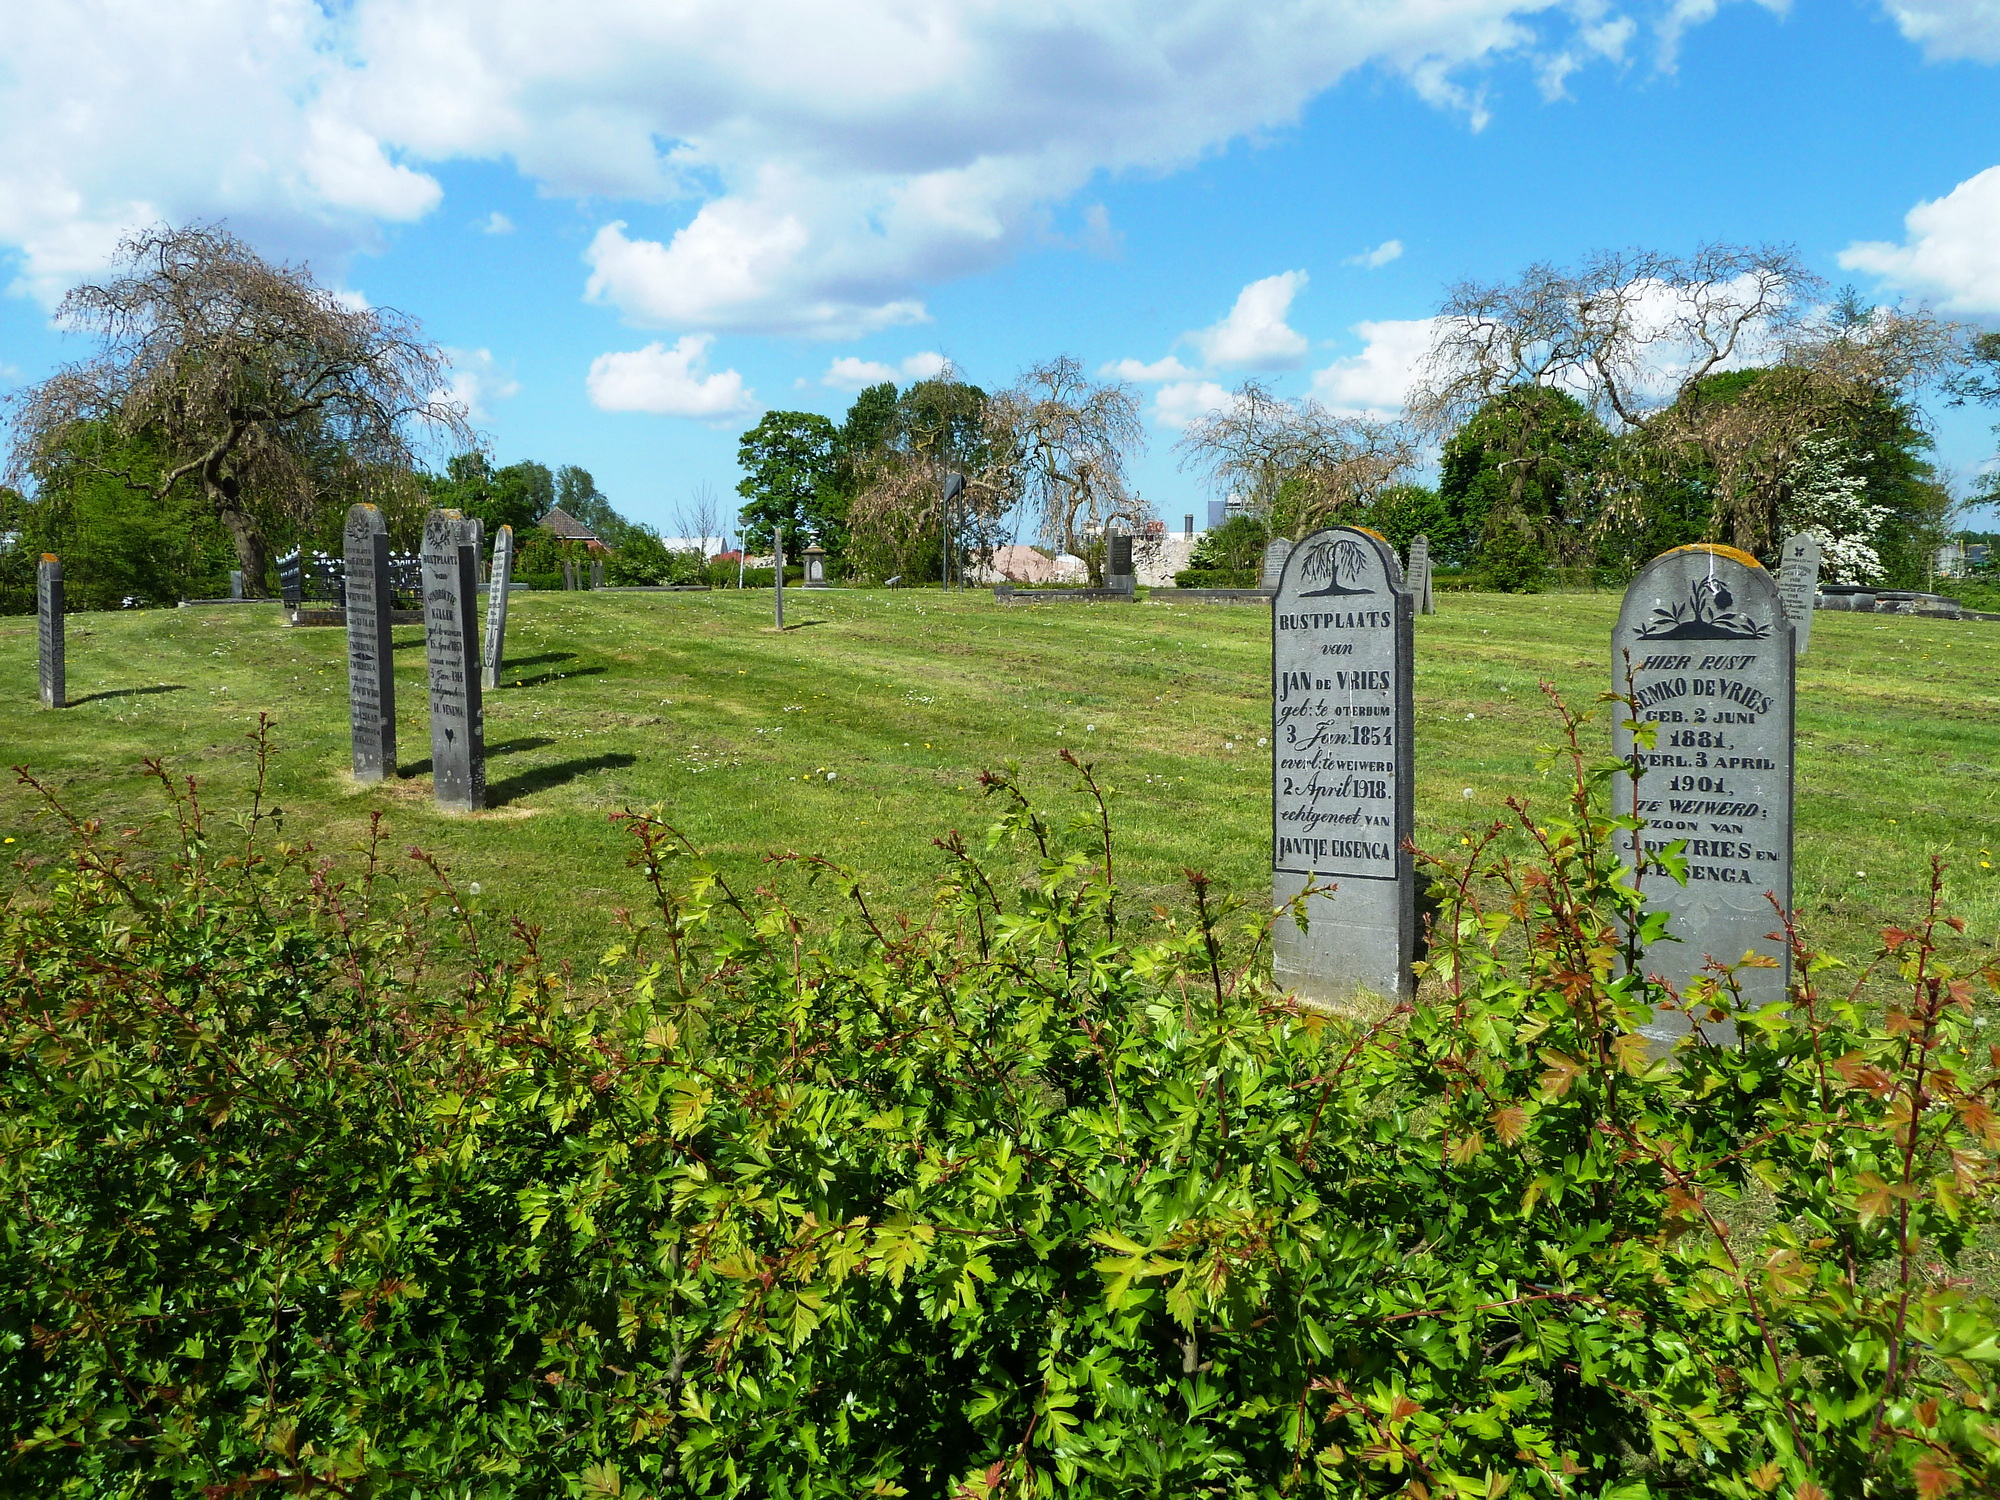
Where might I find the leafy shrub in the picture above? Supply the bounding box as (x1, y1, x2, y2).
(6, 708, 2000, 1497)
(1172, 567, 1260, 588)
(1189, 514, 1271, 574)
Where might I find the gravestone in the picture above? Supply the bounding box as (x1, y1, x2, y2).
(803, 543, 829, 588)
(1107, 533, 1134, 581)
(483, 525, 514, 690)
(37, 555, 64, 709)
(1774, 534, 1823, 657)
(562, 560, 576, 591)
(1612, 544, 1793, 1045)
(774, 531, 786, 629)
(343, 504, 396, 782)
(230, 569, 244, 600)
(1271, 526, 1415, 1010)
(421, 510, 485, 812)
(278, 549, 304, 607)
(1407, 535, 1435, 615)
(1259, 537, 1293, 592)
(590, 558, 603, 590)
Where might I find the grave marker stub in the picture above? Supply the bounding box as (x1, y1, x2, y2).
(421, 509, 485, 812)
(1271, 526, 1415, 1009)
(483, 524, 513, 690)
(1612, 544, 1793, 1044)
(1774, 534, 1823, 657)
(37, 555, 64, 709)
(344, 504, 396, 782)
(1407, 535, 1435, 615)
(1259, 537, 1293, 592)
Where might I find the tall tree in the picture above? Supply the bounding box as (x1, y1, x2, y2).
(1437, 386, 1611, 583)
(5, 224, 468, 593)
(736, 411, 840, 554)
(993, 356, 1144, 583)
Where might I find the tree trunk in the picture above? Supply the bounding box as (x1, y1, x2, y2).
(210, 481, 270, 596)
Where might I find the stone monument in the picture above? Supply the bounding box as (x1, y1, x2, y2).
(1407, 535, 1435, 615)
(278, 549, 304, 607)
(1258, 537, 1293, 592)
(343, 505, 396, 782)
(37, 555, 64, 709)
(1271, 526, 1415, 1009)
(803, 543, 829, 588)
(421, 510, 485, 812)
(1774, 534, 1823, 657)
(590, 558, 603, 590)
(230, 569, 244, 600)
(1107, 533, 1134, 580)
(483, 524, 514, 690)
(1612, 544, 1793, 1044)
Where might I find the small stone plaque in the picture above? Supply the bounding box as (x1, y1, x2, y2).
(1271, 527, 1415, 1009)
(1407, 535, 1435, 615)
(344, 505, 396, 782)
(483, 525, 514, 690)
(37, 555, 64, 709)
(422, 510, 485, 812)
(1259, 537, 1293, 592)
(1612, 544, 1794, 1043)
(1775, 534, 1822, 657)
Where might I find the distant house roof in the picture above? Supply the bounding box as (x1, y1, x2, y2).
(540, 507, 600, 542)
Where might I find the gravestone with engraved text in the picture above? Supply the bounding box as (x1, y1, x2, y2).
(1613, 544, 1793, 1044)
(1259, 537, 1293, 592)
(422, 510, 485, 812)
(1407, 535, 1435, 615)
(1775, 534, 1822, 657)
(1271, 526, 1415, 1009)
(344, 505, 396, 782)
(483, 525, 514, 690)
(37, 555, 63, 708)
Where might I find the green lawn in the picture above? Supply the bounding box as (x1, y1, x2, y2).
(4, 586, 1998, 969)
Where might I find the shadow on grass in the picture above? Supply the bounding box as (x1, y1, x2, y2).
(486, 737, 557, 757)
(497, 665, 607, 690)
(496, 652, 577, 669)
(68, 684, 191, 707)
(487, 752, 638, 806)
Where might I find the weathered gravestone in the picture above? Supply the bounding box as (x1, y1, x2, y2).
(344, 505, 396, 782)
(1612, 544, 1793, 1044)
(37, 555, 64, 709)
(1259, 537, 1293, 593)
(1107, 533, 1134, 580)
(590, 558, 603, 590)
(562, 560, 577, 591)
(229, 570, 244, 600)
(483, 525, 514, 690)
(1407, 535, 1435, 615)
(1775, 534, 1823, 657)
(421, 510, 485, 812)
(1271, 527, 1415, 1010)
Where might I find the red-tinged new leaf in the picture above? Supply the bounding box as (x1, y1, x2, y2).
(1490, 1104, 1528, 1146)
(1913, 1455, 1960, 1500)
(1884, 927, 1916, 951)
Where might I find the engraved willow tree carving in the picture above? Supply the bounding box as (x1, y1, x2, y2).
(1296, 535, 1374, 597)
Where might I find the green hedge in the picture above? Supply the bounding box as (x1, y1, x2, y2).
(6, 712, 2000, 1496)
(1172, 567, 1260, 588)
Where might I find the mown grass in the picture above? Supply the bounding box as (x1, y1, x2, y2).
(2, 585, 1997, 969)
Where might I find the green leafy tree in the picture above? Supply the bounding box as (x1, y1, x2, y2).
(555, 464, 631, 544)
(736, 410, 839, 554)
(1438, 385, 1610, 586)
(1360, 482, 1451, 558)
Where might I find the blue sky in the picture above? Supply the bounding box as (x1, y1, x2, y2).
(2, 0, 1997, 537)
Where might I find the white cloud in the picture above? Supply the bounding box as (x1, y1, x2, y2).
(585, 335, 757, 419)
(1839, 165, 2000, 314)
(439, 346, 520, 419)
(1310, 318, 1439, 415)
(820, 350, 948, 390)
(1344, 239, 1404, 269)
(0, 0, 1769, 321)
(1153, 380, 1239, 429)
(1190, 271, 1311, 369)
(1878, 0, 2000, 61)
(1656, 0, 1789, 72)
(479, 211, 515, 235)
(1100, 356, 1198, 383)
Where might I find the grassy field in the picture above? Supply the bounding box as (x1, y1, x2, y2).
(3, 584, 1998, 971)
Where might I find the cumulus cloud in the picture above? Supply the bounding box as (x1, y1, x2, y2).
(0, 0, 1771, 320)
(586, 335, 757, 419)
(479, 211, 515, 235)
(1310, 318, 1439, 415)
(1877, 0, 2000, 61)
(1100, 356, 1198, 383)
(1839, 166, 2000, 314)
(820, 351, 948, 390)
(1344, 239, 1404, 269)
(1190, 271, 1311, 369)
(1153, 380, 1239, 429)
(438, 347, 520, 420)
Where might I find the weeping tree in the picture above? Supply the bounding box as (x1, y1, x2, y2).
(6, 223, 469, 593)
(994, 355, 1145, 584)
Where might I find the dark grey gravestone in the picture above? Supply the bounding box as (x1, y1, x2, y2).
(1407, 535, 1435, 615)
(421, 510, 485, 812)
(562, 560, 575, 591)
(37, 555, 64, 709)
(1271, 527, 1414, 1011)
(344, 504, 396, 782)
(278, 550, 304, 607)
(1259, 537, 1293, 592)
(1613, 545, 1793, 1046)
(1107, 533, 1133, 581)
(1775, 534, 1823, 657)
(482, 525, 513, 690)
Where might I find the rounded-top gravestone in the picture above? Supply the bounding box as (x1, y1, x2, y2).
(1612, 543, 1794, 1044)
(1271, 526, 1415, 1011)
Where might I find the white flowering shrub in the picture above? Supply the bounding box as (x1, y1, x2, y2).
(1779, 432, 1889, 584)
